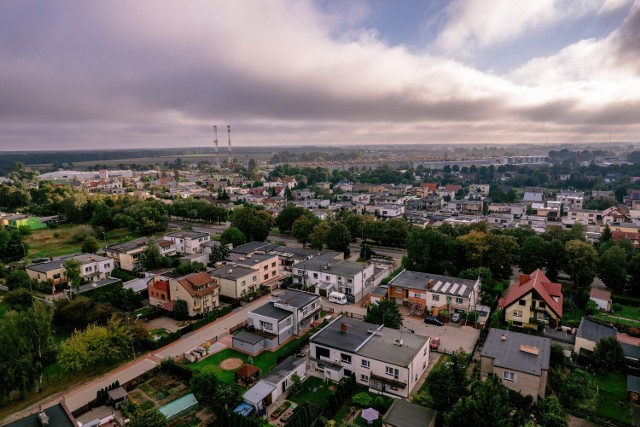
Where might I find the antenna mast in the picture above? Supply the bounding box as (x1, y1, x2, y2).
(213, 125, 219, 170)
(227, 125, 232, 168)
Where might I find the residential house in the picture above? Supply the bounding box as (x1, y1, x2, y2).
(592, 190, 615, 201)
(209, 265, 259, 299)
(383, 399, 437, 427)
(590, 288, 612, 312)
(366, 204, 405, 219)
(304, 199, 330, 209)
(469, 184, 490, 196)
(480, 328, 551, 400)
(601, 206, 631, 225)
(388, 270, 480, 316)
(292, 256, 376, 303)
(242, 356, 307, 414)
(574, 317, 617, 358)
(417, 183, 438, 198)
(499, 269, 563, 329)
(517, 215, 548, 232)
(488, 203, 527, 218)
(164, 230, 210, 255)
(26, 253, 114, 293)
(523, 187, 544, 204)
(566, 208, 598, 225)
(242, 289, 321, 350)
(557, 191, 585, 209)
(230, 251, 281, 290)
(105, 238, 176, 272)
(486, 213, 514, 228)
(149, 271, 220, 317)
(309, 316, 430, 399)
(447, 200, 482, 215)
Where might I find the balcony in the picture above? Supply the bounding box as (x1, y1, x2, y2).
(370, 373, 407, 389)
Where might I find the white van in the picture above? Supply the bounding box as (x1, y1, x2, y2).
(329, 291, 348, 305)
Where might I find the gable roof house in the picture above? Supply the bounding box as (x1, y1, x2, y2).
(481, 328, 551, 400)
(499, 269, 563, 330)
(574, 317, 617, 359)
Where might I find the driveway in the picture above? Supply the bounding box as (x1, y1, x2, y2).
(403, 315, 480, 354)
(144, 316, 180, 333)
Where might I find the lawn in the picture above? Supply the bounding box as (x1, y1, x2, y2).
(593, 312, 640, 328)
(191, 336, 306, 384)
(288, 376, 335, 406)
(595, 372, 632, 425)
(563, 308, 585, 326)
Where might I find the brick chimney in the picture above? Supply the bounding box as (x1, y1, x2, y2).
(519, 274, 530, 286)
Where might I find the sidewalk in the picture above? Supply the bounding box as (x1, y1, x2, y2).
(2, 295, 272, 424)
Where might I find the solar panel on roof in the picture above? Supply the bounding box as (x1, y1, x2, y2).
(450, 284, 459, 294)
(458, 285, 467, 295)
(433, 281, 443, 291)
(442, 282, 451, 292)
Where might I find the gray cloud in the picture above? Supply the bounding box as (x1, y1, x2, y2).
(0, 0, 639, 150)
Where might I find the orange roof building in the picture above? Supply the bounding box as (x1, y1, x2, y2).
(499, 269, 563, 330)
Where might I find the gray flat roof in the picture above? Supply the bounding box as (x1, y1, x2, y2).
(383, 399, 437, 427)
(263, 356, 305, 384)
(628, 375, 640, 393)
(232, 241, 270, 255)
(243, 380, 276, 405)
(622, 343, 640, 361)
(358, 328, 428, 367)
(123, 277, 151, 293)
(233, 252, 277, 266)
(311, 316, 376, 353)
(390, 270, 477, 298)
(165, 230, 209, 239)
(210, 265, 256, 280)
(234, 331, 267, 345)
(301, 259, 365, 277)
(4, 403, 76, 427)
(275, 289, 319, 309)
(481, 328, 551, 376)
(78, 278, 120, 293)
(251, 303, 292, 321)
(576, 318, 617, 342)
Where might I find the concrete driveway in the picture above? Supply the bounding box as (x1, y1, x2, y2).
(403, 315, 480, 354)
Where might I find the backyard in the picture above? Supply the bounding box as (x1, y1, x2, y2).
(595, 372, 632, 425)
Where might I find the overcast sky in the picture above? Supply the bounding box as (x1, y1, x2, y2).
(1, 0, 639, 150)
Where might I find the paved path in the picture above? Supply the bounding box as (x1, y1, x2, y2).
(3, 296, 272, 424)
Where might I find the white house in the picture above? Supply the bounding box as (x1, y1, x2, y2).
(309, 316, 430, 399)
(243, 356, 307, 414)
(164, 230, 211, 255)
(590, 288, 612, 312)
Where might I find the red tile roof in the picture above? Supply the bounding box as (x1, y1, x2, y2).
(499, 269, 563, 318)
(590, 287, 611, 301)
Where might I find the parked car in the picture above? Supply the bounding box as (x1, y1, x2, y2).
(424, 315, 444, 326)
(451, 312, 462, 323)
(430, 336, 440, 350)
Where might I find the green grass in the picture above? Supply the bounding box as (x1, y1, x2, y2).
(418, 354, 448, 393)
(563, 308, 585, 326)
(593, 313, 640, 328)
(289, 377, 335, 406)
(610, 305, 640, 319)
(0, 300, 11, 318)
(595, 372, 632, 424)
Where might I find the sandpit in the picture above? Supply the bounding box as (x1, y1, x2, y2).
(220, 357, 243, 370)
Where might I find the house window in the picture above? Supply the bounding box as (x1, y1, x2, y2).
(538, 302, 545, 309)
(455, 297, 463, 304)
(361, 359, 370, 369)
(261, 321, 273, 331)
(512, 310, 522, 318)
(253, 276, 257, 281)
(385, 366, 399, 379)
(286, 318, 291, 326)
(433, 295, 440, 302)
(361, 374, 369, 382)
(316, 346, 330, 359)
(241, 280, 246, 286)
(519, 299, 526, 306)
(341, 353, 352, 364)
(347, 279, 353, 284)
(264, 274, 269, 280)
(326, 275, 330, 280)
(263, 265, 268, 271)
(271, 262, 276, 267)
(313, 273, 318, 279)
(503, 371, 516, 382)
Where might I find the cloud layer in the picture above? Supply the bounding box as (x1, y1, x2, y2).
(0, 0, 639, 150)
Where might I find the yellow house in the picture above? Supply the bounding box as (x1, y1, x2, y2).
(499, 269, 563, 330)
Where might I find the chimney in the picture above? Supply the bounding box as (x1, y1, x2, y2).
(340, 322, 349, 333)
(519, 274, 530, 286)
(427, 279, 435, 289)
(500, 334, 507, 341)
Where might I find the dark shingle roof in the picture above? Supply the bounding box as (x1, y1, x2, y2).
(628, 375, 640, 393)
(275, 289, 319, 309)
(4, 403, 76, 427)
(481, 328, 551, 376)
(251, 303, 292, 321)
(383, 399, 437, 427)
(576, 318, 617, 343)
(310, 316, 376, 353)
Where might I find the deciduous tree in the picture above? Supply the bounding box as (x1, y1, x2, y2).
(364, 299, 402, 329)
(565, 240, 598, 288)
(220, 226, 246, 248)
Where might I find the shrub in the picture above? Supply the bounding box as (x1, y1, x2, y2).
(611, 303, 622, 312)
(53, 231, 60, 238)
(70, 225, 95, 243)
(352, 392, 373, 407)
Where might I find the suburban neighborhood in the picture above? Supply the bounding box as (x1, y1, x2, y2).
(3, 146, 640, 426)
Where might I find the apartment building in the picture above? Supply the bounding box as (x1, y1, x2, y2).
(209, 265, 259, 299)
(164, 230, 210, 254)
(26, 253, 114, 292)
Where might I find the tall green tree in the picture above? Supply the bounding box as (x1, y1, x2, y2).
(190, 370, 219, 406)
(598, 246, 627, 291)
(565, 240, 598, 288)
(5, 268, 32, 291)
(275, 205, 306, 233)
(81, 236, 99, 254)
(141, 240, 164, 270)
(231, 205, 275, 241)
(519, 236, 548, 274)
(485, 234, 519, 279)
(593, 337, 625, 373)
(220, 226, 247, 248)
(64, 258, 82, 296)
(364, 299, 403, 329)
(424, 350, 469, 411)
(326, 223, 351, 255)
(405, 227, 457, 274)
(444, 376, 512, 427)
(309, 221, 331, 250)
(292, 215, 320, 247)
